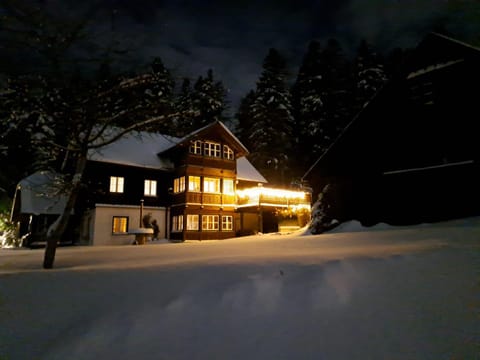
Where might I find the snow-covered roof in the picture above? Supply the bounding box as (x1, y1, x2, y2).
(13, 171, 68, 216)
(88, 131, 180, 170)
(407, 59, 464, 79)
(382, 160, 474, 175)
(237, 157, 267, 183)
(87, 124, 265, 182)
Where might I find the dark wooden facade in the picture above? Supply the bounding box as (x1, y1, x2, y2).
(81, 161, 173, 209)
(304, 33, 480, 225)
(161, 122, 249, 241)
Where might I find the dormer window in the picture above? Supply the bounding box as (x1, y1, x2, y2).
(204, 141, 221, 157)
(190, 140, 202, 155)
(223, 145, 234, 160)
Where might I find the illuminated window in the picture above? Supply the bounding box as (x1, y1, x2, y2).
(222, 216, 233, 231)
(223, 145, 234, 160)
(174, 177, 185, 193)
(190, 140, 202, 154)
(172, 215, 184, 232)
(144, 179, 157, 196)
(204, 141, 221, 157)
(223, 179, 234, 194)
(110, 176, 124, 193)
(204, 177, 220, 193)
(202, 215, 219, 231)
(112, 216, 128, 233)
(187, 215, 199, 230)
(188, 176, 201, 192)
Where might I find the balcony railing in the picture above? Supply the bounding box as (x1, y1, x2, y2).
(236, 187, 311, 209)
(186, 192, 236, 205)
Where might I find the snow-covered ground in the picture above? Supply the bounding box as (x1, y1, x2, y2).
(0, 217, 479, 359)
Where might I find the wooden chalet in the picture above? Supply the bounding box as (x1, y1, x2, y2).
(12, 121, 311, 246)
(303, 33, 480, 225)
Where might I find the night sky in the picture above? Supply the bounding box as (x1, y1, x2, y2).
(2, 0, 479, 109)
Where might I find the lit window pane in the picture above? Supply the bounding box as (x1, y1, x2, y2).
(202, 215, 219, 231)
(110, 176, 124, 193)
(172, 215, 184, 232)
(112, 216, 128, 233)
(223, 179, 234, 194)
(117, 177, 124, 192)
(144, 179, 157, 196)
(187, 215, 199, 230)
(204, 177, 220, 193)
(174, 177, 185, 193)
(189, 176, 201, 192)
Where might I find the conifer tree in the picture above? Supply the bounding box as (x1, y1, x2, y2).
(319, 38, 355, 137)
(353, 40, 388, 111)
(235, 90, 256, 150)
(191, 69, 227, 130)
(174, 78, 196, 136)
(108, 57, 176, 133)
(291, 40, 326, 175)
(145, 57, 176, 133)
(247, 48, 294, 185)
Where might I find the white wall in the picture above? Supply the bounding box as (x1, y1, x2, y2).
(92, 204, 167, 246)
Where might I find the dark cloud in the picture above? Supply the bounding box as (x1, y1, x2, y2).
(3, 0, 478, 110)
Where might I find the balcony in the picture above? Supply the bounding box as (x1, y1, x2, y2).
(186, 192, 236, 206)
(236, 187, 311, 209)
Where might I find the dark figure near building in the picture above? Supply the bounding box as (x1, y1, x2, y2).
(151, 219, 159, 240)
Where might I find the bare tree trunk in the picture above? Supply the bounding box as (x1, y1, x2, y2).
(43, 154, 87, 269)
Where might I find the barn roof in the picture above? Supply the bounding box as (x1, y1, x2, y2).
(303, 32, 480, 182)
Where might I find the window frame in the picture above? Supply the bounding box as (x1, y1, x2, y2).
(144, 179, 157, 197)
(109, 176, 124, 193)
(222, 215, 233, 231)
(172, 215, 184, 232)
(204, 141, 221, 157)
(204, 177, 220, 193)
(223, 145, 234, 160)
(189, 140, 203, 155)
(174, 176, 186, 193)
(223, 179, 235, 194)
(186, 214, 199, 231)
(112, 216, 129, 234)
(188, 176, 201, 192)
(202, 215, 219, 231)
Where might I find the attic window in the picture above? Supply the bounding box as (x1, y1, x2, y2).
(223, 145, 234, 160)
(190, 140, 202, 155)
(204, 141, 221, 157)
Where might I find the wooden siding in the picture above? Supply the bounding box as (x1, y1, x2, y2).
(80, 161, 173, 211)
(183, 154, 236, 171)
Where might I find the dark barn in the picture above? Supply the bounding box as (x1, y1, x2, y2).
(304, 33, 480, 226)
